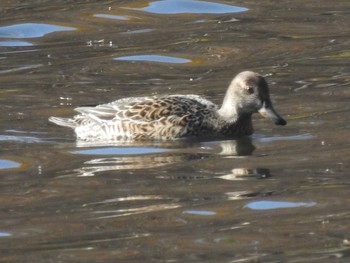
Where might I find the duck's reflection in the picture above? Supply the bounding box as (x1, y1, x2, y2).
(89, 203, 181, 219)
(218, 168, 270, 181)
(220, 168, 271, 201)
(201, 137, 255, 156)
(70, 137, 256, 176)
(76, 154, 188, 176)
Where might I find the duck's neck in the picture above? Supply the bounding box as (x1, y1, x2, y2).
(218, 113, 254, 136)
(217, 98, 253, 136)
(217, 97, 239, 122)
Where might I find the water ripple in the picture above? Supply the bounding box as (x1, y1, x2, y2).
(123, 0, 248, 14)
(0, 23, 75, 38)
(90, 203, 180, 219)
(0, 159, 20, 169)
(0, 40, 33, 47)
(71, 146, 170, 155)
(255, 133, 314, 143)
(0, 231, 11, 237)
(0, 134, 50, 143)
(94, 14, 132, 20)
(245, 200, 317, 210)
(114, 54, 191, 64)
(183, 210, 216, 216)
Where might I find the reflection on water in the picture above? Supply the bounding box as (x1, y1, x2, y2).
(254, 133, 314, 143)
(124, 0, 248, 14)
(85, 194, 180, 219)
(63, 139, 254, 176)
(94, 14, 133, 21)
(74, 155, 184, 176)
(0, 22, 75, 48)
(0, 159, 20, 169)
(0, 23, 75, 38)
(71, 146, 170, 155)
(90, 203, 180, 219)
(66, 154, 191, 176)
(201, 138, 255, 156)
(114, 54, 191, 63)
(0, 40, 33, 47)
(225, 191, 261, 200)
(245, 200, 317, 210)
(183, 210, 216, 216)
(120, 28, 155, 35)
(0, 64, 43, 74)
(218, 168, 270, 181)
(0, 231, 11, 237)
(0, 134, 52, 143)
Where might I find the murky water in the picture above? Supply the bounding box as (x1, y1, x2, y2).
(1, 0, 350, 262)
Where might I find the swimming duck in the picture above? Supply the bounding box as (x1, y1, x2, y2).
(49, 71, 286, 141)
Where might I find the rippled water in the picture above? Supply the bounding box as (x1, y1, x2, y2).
(123, 0, 248, 14)
(114, 54, 192, 63)
(1, 0, 350, 262)
(0, 23, 75, 38)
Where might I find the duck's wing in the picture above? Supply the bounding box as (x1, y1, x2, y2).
(75, 95, 216, 122)
(49, 97, 150, 128)
(74, 97, 152, 121)
(50, 95, 218, 140)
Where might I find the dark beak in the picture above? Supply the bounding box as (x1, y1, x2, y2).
(258, 102, 287, 126)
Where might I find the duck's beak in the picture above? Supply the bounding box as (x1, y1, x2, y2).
(258, 102, 287, 126)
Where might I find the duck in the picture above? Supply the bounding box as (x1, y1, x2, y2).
(49, 71, 286, 141)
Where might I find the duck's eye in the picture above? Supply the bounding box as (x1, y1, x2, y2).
(246, 87, 254, 94)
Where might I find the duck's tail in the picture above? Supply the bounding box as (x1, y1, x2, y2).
(48, 116, 78, 129)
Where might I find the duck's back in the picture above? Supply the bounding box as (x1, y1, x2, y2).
(49, 95, 219, 141)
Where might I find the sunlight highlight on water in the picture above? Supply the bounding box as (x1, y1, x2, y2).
(124, 0, 248, 14)
(0, 159, 20, 169)
(245, 201, 317, 210)
(0, 231, 11, 237)
(255, 133, 314, 143)
(94, 14, 133, 20)
(71, 147, 170, 155)
(0, 40, 33, 47)
(114, 54, 191, 63)
(183, 210, 216, 216)
(0, 23, 75, 38)
(121, 28, 155, 34)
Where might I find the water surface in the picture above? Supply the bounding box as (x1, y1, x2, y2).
(114, 54, 191, 63)
(0, 23, 75, 38)
(123, 0, 248, 14)
(0, 0, 349, 262)
(0, 159, 21, 169)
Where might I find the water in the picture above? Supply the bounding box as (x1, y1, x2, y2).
(0, 23, 76, 39)
(0, 0, 350, 262)
(245, 201, 317, 210)
(114, 54, 192, 63)
(0, 159, 21, 169)
(123, 0, 248, 14)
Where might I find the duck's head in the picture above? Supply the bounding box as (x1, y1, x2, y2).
(219, 71, 287, 126)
